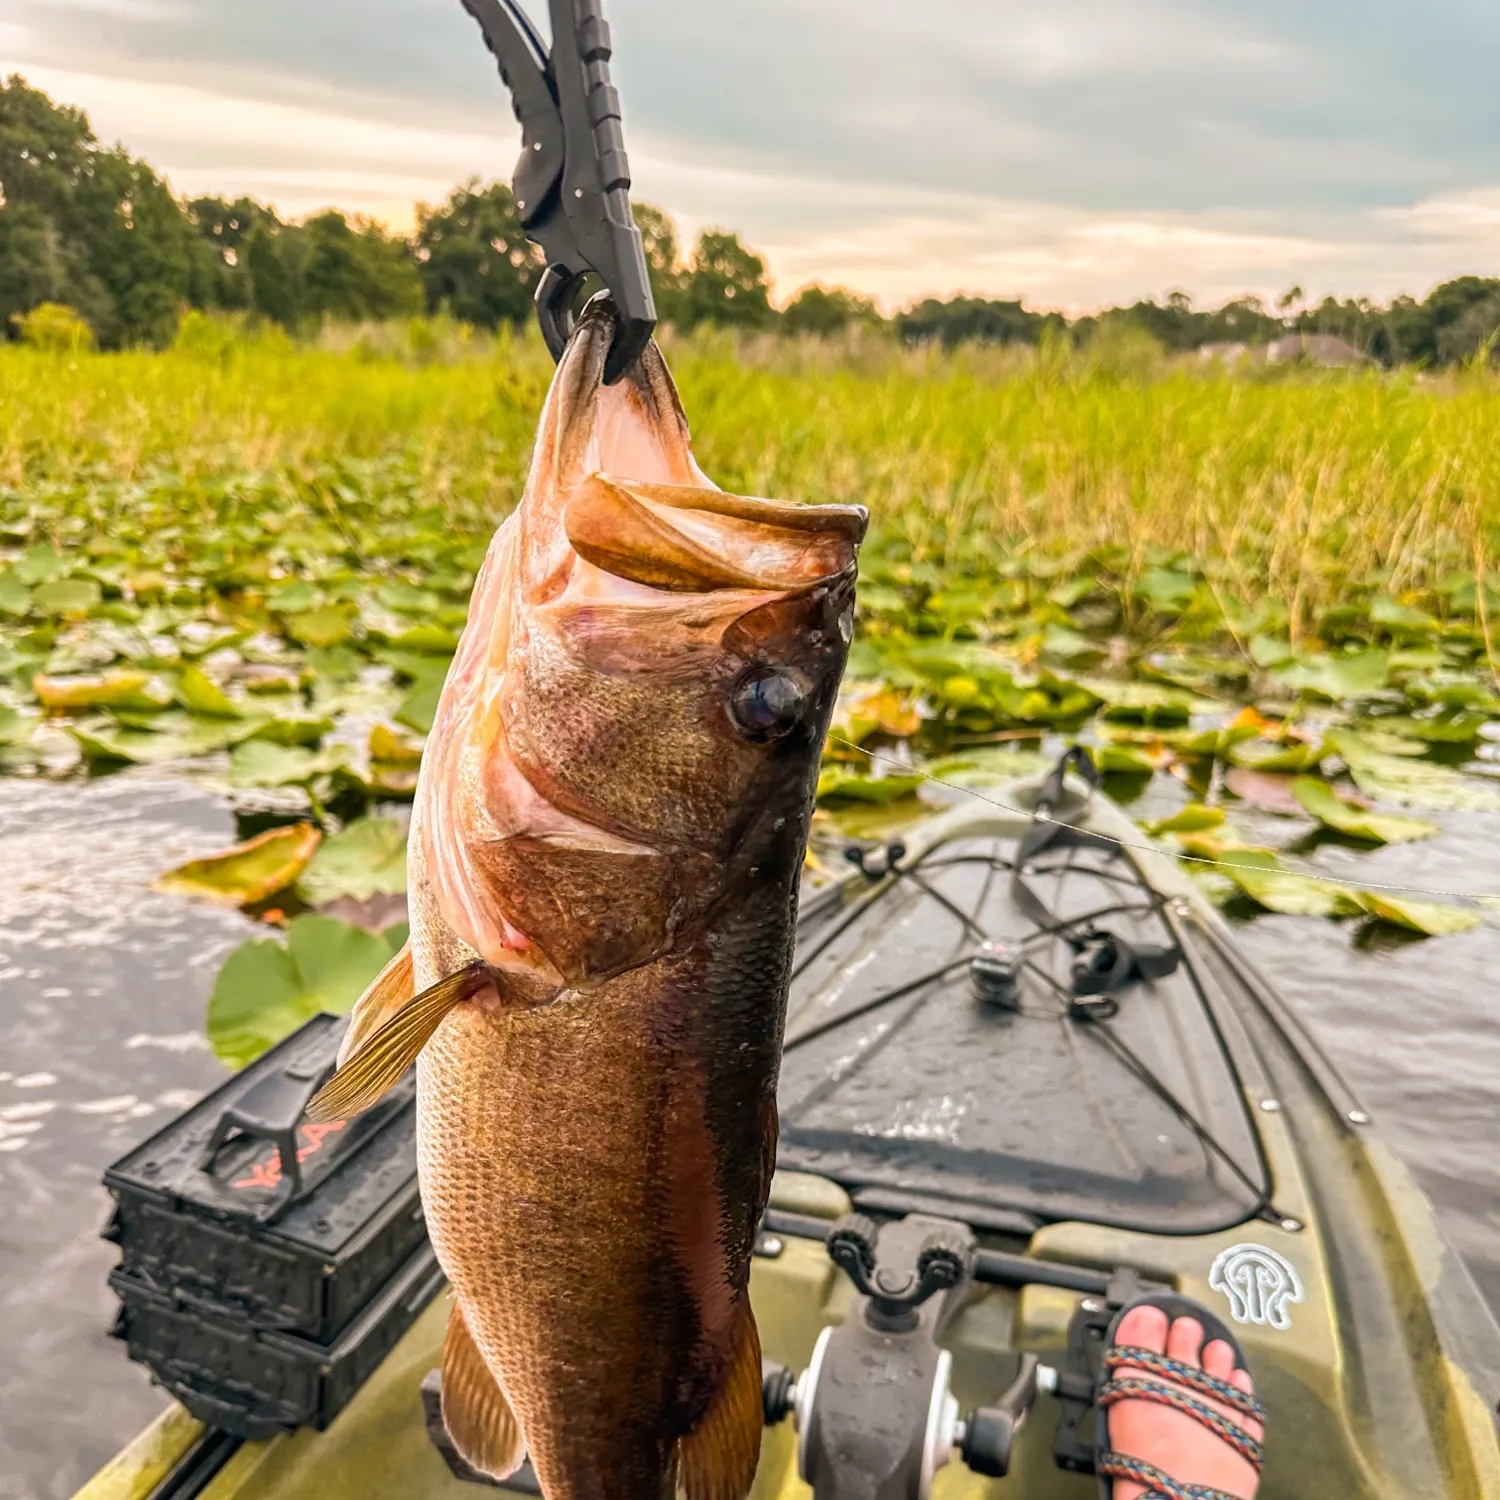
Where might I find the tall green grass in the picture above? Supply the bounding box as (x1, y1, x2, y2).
(4, 319, 1499, 632)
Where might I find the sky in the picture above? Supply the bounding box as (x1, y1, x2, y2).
(4, 0, 1500, 313)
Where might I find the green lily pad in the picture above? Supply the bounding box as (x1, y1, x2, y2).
(1353, 892, 1480, 937)
(268, 579, 322, 613)
(14, 544, 64, 586)
(817, 765, 924, 805)
(34, 670, 172, 713)
(284, 607, 355, 648)
(1289, 777, 1439, 845)
(1248, 635, 1296, 669)
(297, 817, 408, 905)
(1214, 848, 1364, 919)
(68, 719, 198, 765)
(1366, 713, 1490, 745)
(396, 674, 446, 735)
(1226, 738, 1326, 774)
(175, 665, 241, 718)
(32, 578, 102, 617)
(245, 714, 336, 748)
(1147, 805, 1226, 837)
(206, 916, 403, 1070)
(158, 824, 322, 906)
(1327, 729, 1500, 811)
(1273, 650, 1389, 701)
(228, 740, 353, 788)
(1077, 678, 1219, 725)
(0, 572, 31, 617)
(370, 724, 425, 766)
(1095, 743, 1156, 775)
(1368, 596, 1438, 636)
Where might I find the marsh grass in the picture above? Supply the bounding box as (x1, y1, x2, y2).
(3, 320, 1500, 632)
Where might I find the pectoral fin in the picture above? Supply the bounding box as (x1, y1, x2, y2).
(676, 1300, 764, 1500)
(443, 1302, 527, 1481)
(307, 962, 491, 1122)
(336, 942, 415, 1067)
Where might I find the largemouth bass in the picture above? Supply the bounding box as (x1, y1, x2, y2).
(310, 301, 865, 1500)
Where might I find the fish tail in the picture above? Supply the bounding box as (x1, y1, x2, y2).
(676, 1299, 764, 1500)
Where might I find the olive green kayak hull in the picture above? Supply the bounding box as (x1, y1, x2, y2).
(75, 786, 1500, 1500)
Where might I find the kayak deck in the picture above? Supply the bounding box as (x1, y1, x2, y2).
(76, 782, 1500, 1500)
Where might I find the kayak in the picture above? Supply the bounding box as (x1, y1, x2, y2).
(74, 761, 1500, 1500)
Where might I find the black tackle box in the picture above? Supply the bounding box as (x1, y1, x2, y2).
(103, 1013, 444, 1440)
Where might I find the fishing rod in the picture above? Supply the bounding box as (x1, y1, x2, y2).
(459, 0, 657, 382)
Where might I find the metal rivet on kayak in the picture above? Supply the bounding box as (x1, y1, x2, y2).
(755, 1234, 784, 1259)
(1348, 1110, 1371, 1125)
(1260, 1099, 1282, 1113)
(1279, 1218, 1304, 1233)
(1171, 898, 1192, 916)
(1080, 1298, 1104, 1314)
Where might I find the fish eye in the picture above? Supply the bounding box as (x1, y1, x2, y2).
(729, 668, 807, 742)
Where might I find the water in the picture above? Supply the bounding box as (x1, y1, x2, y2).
(1, 771, 1498, 1498)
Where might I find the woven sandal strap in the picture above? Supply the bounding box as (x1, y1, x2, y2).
(1097, 1452, 1247, 1500)
(1105, 1346, 1264, 1422)
(1099, 1377, 1263, 1470)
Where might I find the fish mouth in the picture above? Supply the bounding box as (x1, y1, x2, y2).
(544, 303, 868, 601)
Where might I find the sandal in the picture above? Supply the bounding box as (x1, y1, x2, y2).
(1096, 1293, 1265, 1500)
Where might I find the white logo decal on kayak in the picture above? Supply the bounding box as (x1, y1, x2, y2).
(1209, 1244, 1305, 1330)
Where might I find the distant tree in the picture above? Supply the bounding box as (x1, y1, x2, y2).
(633, 201, 685, 325)
(187, 195, 279, 309)
(300, 212, 422, 322)
(0, 76, 112, 337)
(414, 181, 540, 329)
(0, 76, 197, 346)
(897, 296, 1059, 349)
(1400, 277, 1500, 366)
(783, 284, 883, 337)
(72, 147, 198, 346)
(678, 230, 775, 329)
(246, 222, 308, 326)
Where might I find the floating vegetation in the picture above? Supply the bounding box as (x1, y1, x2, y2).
(5, 331, 1500, 1061)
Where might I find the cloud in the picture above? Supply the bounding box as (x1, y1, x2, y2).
(5, 0, 1500, 309)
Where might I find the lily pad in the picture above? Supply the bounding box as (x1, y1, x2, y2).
(1147, 805, 1225, 837)
(370, 723, 425, 766)
(1213, 849, 1364, 919)
(206, 916, 404, 1069)
(297, 817, 408, 905)
(1226, 737, 1326, 774)
(34, 670, 172, 713)
(158, 824, 322, 907)
(1289, 778, 1439, 845)
(1353, 892, 1480, 937)
(1327, 729, 1500, 811)
(0, 573, 32, 617)
(1272, 649, 1388, 702)
(228, 740, 353, 788)
(284, 607, 355, 648)
(1224, 768, 1303, 815)
(32, 578, 102, 617)
(175, 665, 242, 718)
(817, 764, 924, 805)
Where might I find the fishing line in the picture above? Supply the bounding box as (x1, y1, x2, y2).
(828, 736, 1500, 910)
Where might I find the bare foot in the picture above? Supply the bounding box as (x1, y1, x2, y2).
(1105, 1306, 1262, 1500)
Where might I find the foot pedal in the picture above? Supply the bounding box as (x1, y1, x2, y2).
(420, 1370, 542, 1494)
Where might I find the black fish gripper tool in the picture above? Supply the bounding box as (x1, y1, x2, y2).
(459, 0, 657, 382)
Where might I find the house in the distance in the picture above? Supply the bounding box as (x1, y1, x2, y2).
(1264, 333, 1367, 366)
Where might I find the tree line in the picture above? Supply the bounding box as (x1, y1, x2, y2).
(3, 74, 1499, 365)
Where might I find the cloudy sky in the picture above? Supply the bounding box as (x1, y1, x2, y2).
(5, 0, 1500, 311)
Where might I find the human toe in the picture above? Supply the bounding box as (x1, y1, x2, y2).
(1115, 1304, 1170, 1352)
(1166, 1315, 1206, 1366)
(1202, 1338, 1236, 1381)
